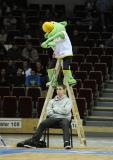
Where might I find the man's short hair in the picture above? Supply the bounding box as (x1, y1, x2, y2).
(57, 84, 66, 90)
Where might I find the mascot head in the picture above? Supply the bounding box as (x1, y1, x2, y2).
(42, 21, 67, 38)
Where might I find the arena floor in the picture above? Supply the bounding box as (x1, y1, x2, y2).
(0, 134, 113, 160)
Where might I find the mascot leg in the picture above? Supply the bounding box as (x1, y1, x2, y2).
(46, 68, 57, 87)
(63, 70, 77, 86)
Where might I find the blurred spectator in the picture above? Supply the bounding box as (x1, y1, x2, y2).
(7, 43, 22, 60)
(0, 68, 9, 86)
(36, 62, 47, 89)
(105, 33, 113, 47)
(19, 12, 32, 38)
(2, 1, 11, 15)
(13, 68, 25, 87)
(6, 60, 16, 85)
(25, 69, 41, 87)
(22, 61, 31, 77)
(0, 43, 7, 60)
(95, 0, 112, 30)
(22, 42, 39, 63)
(0, 29, 7, 44)
(3, 12, 17, 30)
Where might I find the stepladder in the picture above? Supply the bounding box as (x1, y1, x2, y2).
(37, 59, 86, 146)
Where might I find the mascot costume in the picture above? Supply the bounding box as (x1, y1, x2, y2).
(41, 21, 76, 86)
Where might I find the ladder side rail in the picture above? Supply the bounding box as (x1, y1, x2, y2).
(37, 59, 62, 127)
(66, 82, 86, 145)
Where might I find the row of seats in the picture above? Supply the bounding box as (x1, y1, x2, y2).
(74, 71, 103, 92)
(0, 87, 41, 101)
(71, 62, 108, 81)
(0, 96, 33, 118)
(0, 96, 87, 121)
(72, 54, 113, 75)
(74, 47, 113, 56)
(0, 81, 97, 118)
(0, 54, 49, 68)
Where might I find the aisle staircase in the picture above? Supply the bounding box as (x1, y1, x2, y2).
(85, 80, 113, 136)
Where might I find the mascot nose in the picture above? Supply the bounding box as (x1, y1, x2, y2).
(42, 22, 54, 33)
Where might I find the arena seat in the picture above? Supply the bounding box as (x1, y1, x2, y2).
(2, 96, 17, 117)
(18, 96, 32, 118)
(80, 63, 93, 73)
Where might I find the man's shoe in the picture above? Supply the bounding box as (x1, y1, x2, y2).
(23, 138, 37, 148)
(24, 144, 36, 149)
(64, 141, 71, 149)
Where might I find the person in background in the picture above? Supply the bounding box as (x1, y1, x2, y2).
(6, 60, 16, 87)
(22, 42, 39, 63)
(36, 62, 47, 90)
(105, 33, 113, 47)
(7, 42, 22, 60)
(17, 84, 72, 149)
(0, 29, 8, 44)
(25, 69, 41, 87)
(95, 0, 112, 30)
(0, 42, 7, 60)
(13, 68, 25, 87)
(0, 68, 9, 86)
(22, 61, 31, 77)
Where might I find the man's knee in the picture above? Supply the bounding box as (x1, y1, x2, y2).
(39, 121, 47, 129)
(62, 119, 70, 127)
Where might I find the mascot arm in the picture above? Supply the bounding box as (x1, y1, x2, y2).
(47, 31, 65, 42)
(41, 32, 65, 48)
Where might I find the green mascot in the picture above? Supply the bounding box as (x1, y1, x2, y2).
(41, 21, 76, 87)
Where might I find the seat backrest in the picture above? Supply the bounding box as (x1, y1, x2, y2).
(0, 87, 10, 99)
(76, 97, 87, 119)
(70, 62, 79, 74)
(76, 47, 90, 57)
(83, 79, 98, 96)
(80, 63, 93, 73)
(86, 54, 99, 65)
(94, 63, 108, 81)
(72, 54, 85, 65)
(12, 87, 26, 99)
(72, 79, 83, 92)
(91, 47, 104, 56)
(105, 47, 113, 55)
(78, 88, 93, 111)
(2, 96, 17, 117)
(100, 55, 113, 74)
(27, 87, 42, 101)
(74, 71, 88, 82)
(37, 97, 45, 118)
(89, 71, 103, 90)
(18, 96, 32, 118)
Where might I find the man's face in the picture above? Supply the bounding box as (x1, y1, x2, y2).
(56, 86, 65, 97)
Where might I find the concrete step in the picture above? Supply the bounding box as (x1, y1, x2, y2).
(96, 101, 113, 107)
(105, 81, 113, 88)
(87, 116, 113, 121)
(84, 126, 113, 136)
(94, 106, 113, 111)
(86, 120, 113, 127)
(92, 110, 113, 116)
(97, 97, 113, 102)
(103, 88, 113, 93)
(101, 92, 113, 97)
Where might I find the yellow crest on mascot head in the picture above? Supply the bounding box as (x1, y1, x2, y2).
(42, 21, 54, 33)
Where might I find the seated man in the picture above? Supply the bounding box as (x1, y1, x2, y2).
(17, 84, 72, 149)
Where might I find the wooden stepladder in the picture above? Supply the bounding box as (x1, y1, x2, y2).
(37, 59, 86, 146)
